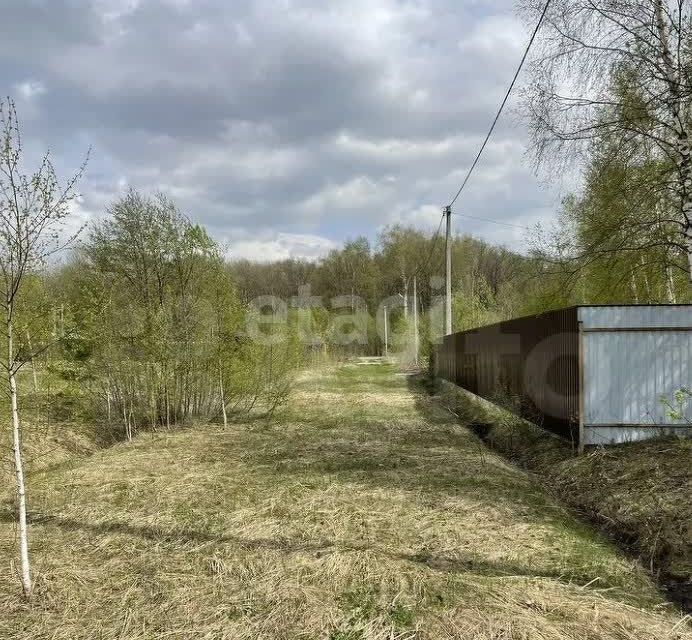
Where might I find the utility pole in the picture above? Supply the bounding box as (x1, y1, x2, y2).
(444, 205, 452, 335)
(413, 275, 419, 366)
(383, 305, 389, 358)
(403, 278, 409, 320)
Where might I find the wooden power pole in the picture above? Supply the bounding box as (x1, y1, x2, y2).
(444, 206, 452, 335)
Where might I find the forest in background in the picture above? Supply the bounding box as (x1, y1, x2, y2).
(18, 183, 690, 447)
(5, 0, 692, 449)
(21, 162, 692, 424)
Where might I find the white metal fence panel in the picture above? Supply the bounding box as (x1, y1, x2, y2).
(579, 305, 692, 329)
(580, 306, 692, 445)
(583, 330, 692, 426)
(583, 425, 689, 446)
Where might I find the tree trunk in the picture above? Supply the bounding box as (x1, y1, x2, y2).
(128, 398, 135, 441)
(639, 257, 651, 302)
(123, 400, 131, 442)
(665, 264, 677, 304)
(219, 363, 228, 428)
(402, 276, 409, 319)
(654, 0, 692, 283)
(165, 384, 171, 430)
(630, 270, 640, 303)
(8, 316, 31, 597)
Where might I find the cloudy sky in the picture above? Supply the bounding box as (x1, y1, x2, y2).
(1, 0, 567, 262)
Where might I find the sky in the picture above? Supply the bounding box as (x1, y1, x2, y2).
(0, 0, 569, 262)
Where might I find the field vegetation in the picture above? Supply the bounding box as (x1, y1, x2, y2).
(2, 363, 689, 639)
(431, 379, 692, 612)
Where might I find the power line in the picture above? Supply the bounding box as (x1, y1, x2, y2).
(452, 212, 530, 231)
(409, 207, 530, 285)
(425, 213, 530, 278)
(408, 1, 550, 288)
(413, 211, 445, 278)
(447, 0, 552, 209)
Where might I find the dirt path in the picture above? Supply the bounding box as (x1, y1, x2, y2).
(0, 363, 689, 639)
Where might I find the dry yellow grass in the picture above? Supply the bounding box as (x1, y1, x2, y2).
(432, 378, 692, 610)
(0, 363, 689, 639)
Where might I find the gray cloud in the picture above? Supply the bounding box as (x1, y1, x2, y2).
(0, 0, 560, 260)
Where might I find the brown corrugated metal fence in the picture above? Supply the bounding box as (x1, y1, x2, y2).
(436, 307, 580, 441)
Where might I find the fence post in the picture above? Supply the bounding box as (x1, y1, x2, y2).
(578, 320, 585, 455)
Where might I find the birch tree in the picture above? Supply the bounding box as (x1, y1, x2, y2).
(530, 149, 686, 302)
(521, 0, 692, 283)
(0, 98, 87, 597)
(378, 227, 428, 315)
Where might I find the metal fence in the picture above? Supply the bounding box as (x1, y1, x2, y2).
(435, 305, 692, 449)
(579, 305, 692, 445)
(436, 307, 580, 441)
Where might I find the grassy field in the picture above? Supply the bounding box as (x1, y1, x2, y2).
(432, 378, 692, 611)
(1, 362, 689, 639)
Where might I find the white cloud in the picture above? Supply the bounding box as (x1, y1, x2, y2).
(294, 175, 395, 220)
(226, 232, 337, 262)
(334, 132, 467, 163)
(458, 15, 525, 57)
(12, 80, 47, 119)
(389, 204, 445, 230)
(0, 0, 561, 257)
(14, 80, 46, 100)
(172, 145, 308, 183)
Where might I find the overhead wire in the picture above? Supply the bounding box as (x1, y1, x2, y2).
(446, 0, 553, 210)
(413, 211, 445, 279)
(452, 212, 530, 231)
(408, 0, 551, 285)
